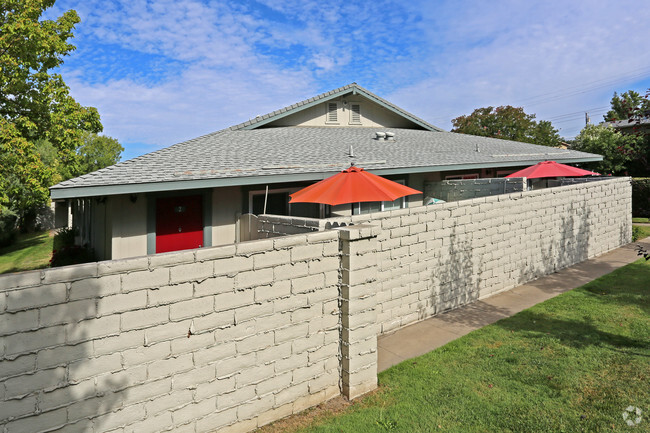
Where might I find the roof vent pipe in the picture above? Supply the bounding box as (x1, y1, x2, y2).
(375, 132, 386, 140)
(385, 131, 395, 141)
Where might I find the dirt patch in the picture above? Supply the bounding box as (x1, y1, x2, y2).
(255, 388, 383, 433)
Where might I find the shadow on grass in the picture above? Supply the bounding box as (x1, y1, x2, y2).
(0, 232, 50, 256)
(496, 310, 649, 355)
(580, 259, 650, 315)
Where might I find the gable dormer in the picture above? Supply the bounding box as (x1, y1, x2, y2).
(263, 93, 425, 129)
(230, 83, 443, 132)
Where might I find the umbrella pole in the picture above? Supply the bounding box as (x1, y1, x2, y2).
(263, 185, 268, 214)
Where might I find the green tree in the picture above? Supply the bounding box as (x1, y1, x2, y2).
(451, 105, 561, 147)
(572, 124, 641, 175)
(603, 90, 650, 121)
(0, 0, 102, 225)
(601, 89, 650, 175)
(61, 132, 124, 179)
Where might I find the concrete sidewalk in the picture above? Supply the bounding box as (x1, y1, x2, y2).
(378, 238, 650, 372)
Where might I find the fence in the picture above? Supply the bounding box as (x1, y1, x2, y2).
(424, 177, 526, 202)
(0, 177, 632, 433)
(259, 177, 631, 334)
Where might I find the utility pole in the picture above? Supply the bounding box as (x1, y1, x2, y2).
(585, 112, 590, 125)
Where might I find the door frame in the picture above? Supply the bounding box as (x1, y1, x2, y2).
(146, 189, 212, 255)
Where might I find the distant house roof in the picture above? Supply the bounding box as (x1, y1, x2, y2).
(51, 84, 603, 200)
(607, 117, 650, 130)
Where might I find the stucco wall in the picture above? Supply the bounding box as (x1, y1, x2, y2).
(265, 96, 419, 129)
(212, 186, 241, 246)
(109, 195, 148, 260)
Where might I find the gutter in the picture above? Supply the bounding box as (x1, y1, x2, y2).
(50, 156, 603, 200)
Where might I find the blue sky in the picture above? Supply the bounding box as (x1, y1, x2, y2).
(45, 0, 650, 160)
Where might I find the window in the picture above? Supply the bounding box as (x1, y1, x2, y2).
(445, 173, 479, 180)
(496, 170, 515, 178)
(349, 103, 361, 124)
(326, 102, 339, 124)
(248, 188, 325, 218)
(352, 180, 407, 215)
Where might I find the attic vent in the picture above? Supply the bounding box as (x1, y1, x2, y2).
(327, 102, 338, 123)
(350, 104, 361, 124)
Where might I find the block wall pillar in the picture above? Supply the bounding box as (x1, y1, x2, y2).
(337, 225, 379, 400)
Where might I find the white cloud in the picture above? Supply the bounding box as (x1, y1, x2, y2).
(390, 0, 650, 137)
(47, 0, 650, 154)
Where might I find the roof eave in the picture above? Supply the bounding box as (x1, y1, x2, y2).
(50, 155, 603, 200)
(239, 87, 353, 130)
(351, 87, 442, 132)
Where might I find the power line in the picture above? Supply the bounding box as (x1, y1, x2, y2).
(545, 106, 609, 121)
(429, 65, 650, 124)
(515, 65, 650, 107)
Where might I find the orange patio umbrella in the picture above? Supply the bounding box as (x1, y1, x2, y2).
(505, 161, 599, 179)
(289, 165, 422, 206)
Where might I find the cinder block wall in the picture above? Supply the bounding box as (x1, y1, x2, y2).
(319, 178, 632, 334)
(257, 215, 321, 238)
(0, 178, 632, 433)
(0, 232, 346, 433)
(425, 177, 526, 202)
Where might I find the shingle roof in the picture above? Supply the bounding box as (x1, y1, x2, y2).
(51, 127, 602, 199)
(608, 117, 650, 129)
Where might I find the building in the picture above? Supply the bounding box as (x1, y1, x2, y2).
(50, 83, 602, 260)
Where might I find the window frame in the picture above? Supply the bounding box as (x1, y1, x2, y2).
(248, 187, 328, 218)
(352, 179, 408, 215)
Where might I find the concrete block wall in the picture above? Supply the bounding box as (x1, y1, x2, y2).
(318, 177, 632, 334)
(0, 231, 344, 433)
(547, 176, 611, 187)
(256, 215, 321, 238)
(337, 226, 379, 399)
(425, 177, 526, 202)
(0, 177, 632, 433)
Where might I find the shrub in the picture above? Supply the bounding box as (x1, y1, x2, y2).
(50, 227, 96, 267)
(50, 245, 95, 267)
(632, 178, 650, 217)
(0, 207, 19, 247)
(53, 226, 77, 251)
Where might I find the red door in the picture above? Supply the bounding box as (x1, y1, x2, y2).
(156, 195, 203, 253)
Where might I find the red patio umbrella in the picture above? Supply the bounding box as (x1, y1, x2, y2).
(505, 161, 599, 179)
(289, 165, 421, 206)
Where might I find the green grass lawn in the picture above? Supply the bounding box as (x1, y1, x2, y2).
(273, 259, 650, 433)
(0, 231, 53, 275)
(632, 224, 650, 242)
(632, 217, 650, 223)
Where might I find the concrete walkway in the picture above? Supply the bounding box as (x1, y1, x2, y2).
(378, 238, 650, 372)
